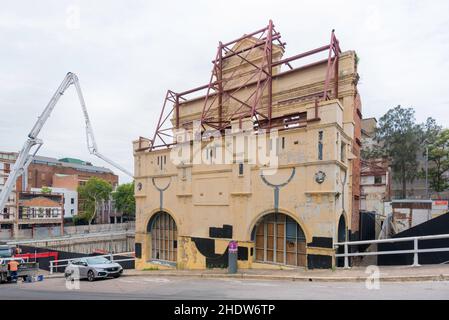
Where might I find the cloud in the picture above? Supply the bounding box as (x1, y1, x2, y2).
(1, 0, 448, 183)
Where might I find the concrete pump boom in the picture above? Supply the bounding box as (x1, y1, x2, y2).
(0, 72, 133, 213)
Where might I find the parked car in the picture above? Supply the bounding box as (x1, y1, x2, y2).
(64, 256, 123, 281)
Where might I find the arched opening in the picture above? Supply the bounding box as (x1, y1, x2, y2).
(338, 214, 347, 243)
(147, 212, 177, 262)
(337, 214, 347, 267)
(251, 213, 306, 267)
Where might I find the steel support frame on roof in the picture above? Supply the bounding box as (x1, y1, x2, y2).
(148, 21, 341, 151)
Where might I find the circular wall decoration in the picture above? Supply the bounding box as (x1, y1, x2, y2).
(137, 182, 143, 191)
(314, 171, 326, 184)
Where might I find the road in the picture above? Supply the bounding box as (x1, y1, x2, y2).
(0, 276, 448, 300)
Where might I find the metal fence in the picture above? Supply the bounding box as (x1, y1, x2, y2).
(49, 251, 135, 274)
(335, 233, 449, 268)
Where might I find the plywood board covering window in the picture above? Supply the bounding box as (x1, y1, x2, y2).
(255, 213, 306, 267)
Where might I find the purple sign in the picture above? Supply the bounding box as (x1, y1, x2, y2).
(229, 240, 238, 253)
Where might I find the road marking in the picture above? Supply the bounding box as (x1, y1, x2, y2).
(119, 277, 171, 284)
(143, 278, 171, 283)
(217, 279, 279, 287)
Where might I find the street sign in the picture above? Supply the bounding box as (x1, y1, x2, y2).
(229, 240, 238, 253)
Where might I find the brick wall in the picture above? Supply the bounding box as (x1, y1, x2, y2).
(26, 162, 118, 190)
(53, 174, 79, 191)
(351, 92, 362, 235)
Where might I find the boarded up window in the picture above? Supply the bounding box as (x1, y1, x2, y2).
(254, 213, 306, 267)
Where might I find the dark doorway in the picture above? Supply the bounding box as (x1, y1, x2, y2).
(337, 214, 347, 267)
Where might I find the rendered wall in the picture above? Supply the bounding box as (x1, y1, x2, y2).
(134, 46, 361, 270)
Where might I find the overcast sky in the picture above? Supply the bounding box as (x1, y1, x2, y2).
(1, 0, 448, 184)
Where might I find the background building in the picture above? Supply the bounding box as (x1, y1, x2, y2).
(361, 117, 449, 200)
(360, 118, 449, 240)
(16, 191, 64, 238)
(0, 152, 18, 239)
(31, 187, 77, 218)
(0, 151, 119, 239)
(25, 156, 118, 190)
(359, 118, 391, 238)
(97, 198, 123, 224)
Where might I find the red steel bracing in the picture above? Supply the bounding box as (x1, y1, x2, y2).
(199, 19, 280, 132)
(150, 90, 179, 150)
(148, 21, 341, 151)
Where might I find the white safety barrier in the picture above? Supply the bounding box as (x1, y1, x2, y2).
(335, 233, 449, 269)
(49, 251, 135, 274)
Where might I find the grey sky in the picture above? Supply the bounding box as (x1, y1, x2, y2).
(1, 0, 448, 184)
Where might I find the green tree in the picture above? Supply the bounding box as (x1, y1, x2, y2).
(421, 117, 442, 144)
(426, 129, 449, 195)
(376, 106, 424, 198)
(113, 182, 136, 220)
(77, 177, 112, 225)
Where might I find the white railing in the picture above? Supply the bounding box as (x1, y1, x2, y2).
(49, 251, 135, 274)
(335, 233, 449, 269)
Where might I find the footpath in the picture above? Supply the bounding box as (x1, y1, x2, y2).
(46, 264, 449, 282)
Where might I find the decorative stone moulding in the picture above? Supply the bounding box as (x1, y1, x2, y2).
(314, 171, 326, 184)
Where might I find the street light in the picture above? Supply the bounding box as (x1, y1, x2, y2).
(423, 139, 429, 199)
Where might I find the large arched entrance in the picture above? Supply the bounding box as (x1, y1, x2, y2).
(252, 213, 306, 266)
(147, 212, 178, 262)
(338, 214, 347, 243)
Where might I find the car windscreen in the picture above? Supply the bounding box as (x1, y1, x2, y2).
(0, 249, 12, 258)
(86, 257, 111, 265)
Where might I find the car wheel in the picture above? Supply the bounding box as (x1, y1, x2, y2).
(87, 270, 95, 282)
(112, 274, 121, 278)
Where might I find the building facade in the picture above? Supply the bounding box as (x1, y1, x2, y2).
(31, 187, 78, 218)
(133, 24, 361, 269)
(0, 152, 17, 239)
(360, 118, 391, 229)
(25, 156, 118, 190)
(97, 198, 124, 224)
(16, 192, 64, 238)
